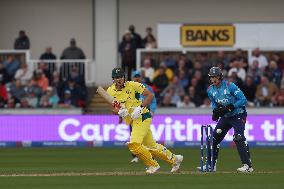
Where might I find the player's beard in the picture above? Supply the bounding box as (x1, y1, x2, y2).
(115, 77, 125, 89)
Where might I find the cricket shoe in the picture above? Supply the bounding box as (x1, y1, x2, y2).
(171, 155, 184, 173)
(237, 164, 254, 173)
(130, 157, 139, 163)
(146, 165, 160, 174)
(196, 164, 216, 172)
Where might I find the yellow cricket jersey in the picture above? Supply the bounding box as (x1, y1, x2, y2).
(107, 81, 150, 124)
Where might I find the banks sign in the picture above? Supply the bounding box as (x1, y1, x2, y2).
(180, 25, 235, 46)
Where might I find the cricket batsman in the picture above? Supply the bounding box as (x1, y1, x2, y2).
(127, 70, 157, 163)
(107, 68, 183, 174)
(197, 67, 253, 173)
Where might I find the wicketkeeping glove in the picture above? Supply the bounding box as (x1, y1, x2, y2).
(131, 106, 143, 119)
(118, 108, 129, 118)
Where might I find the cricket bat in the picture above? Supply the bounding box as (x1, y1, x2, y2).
(96, 86, 115, 105)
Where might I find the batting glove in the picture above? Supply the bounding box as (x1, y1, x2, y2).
(131, 106, 143, 119)
(118, 108, 129, 118)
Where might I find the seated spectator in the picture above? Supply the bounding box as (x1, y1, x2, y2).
(272, 84, 284, 106)
(177, 70, 189, 90)
(153, 63, 174, 82)
(247, 60, 262, 85)
(255, 76, 279, 106)
(39, 86, 59, 108)
(68, 65, 85, 86)
(227, 70, 243, 89)
(14, 62, 33, 85)
(63, 79, 86, 107)
(161, 53, 176, 71)
(14, 30, 30, 49)
(26, 89, 39, 108)
(265, 60, 282, 87)
(0, 63, 9, 84)
(230, 49, 248, 71)
(249, 48, 268, 71)
(241, 76, 256, 107)
(161, 76, 185, 103)
(212, 51, 230, 70)
(200, 97, 211, 108)
(58, 90, 75, 108)
(228, 60, 246, 81)
(31, 69, 49, 91)
(140, 58, 155, 82)
(0, 75, 8, 107)
(161, 88, 179, 107)
(189, 77, 206, 100)
(27, 80, 43, 100)
(9, 80, 26, 103)
(176, 95, 195, 108)
(187, 86, 203, 107)
(3, 55, 20, 81)
(152, 65, 169, 100)
(20, 97, 31, 108)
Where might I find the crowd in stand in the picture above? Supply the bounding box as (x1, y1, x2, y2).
(118, 25, 284, 108)
(0, 30, 87, 108)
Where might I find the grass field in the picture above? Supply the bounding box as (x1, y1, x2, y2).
(0, 147, 283, 189)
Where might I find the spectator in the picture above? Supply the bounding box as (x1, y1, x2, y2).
(230, 49, 248, 71)
(161, 88, 179, 107)
(0, 63, 9, 84)
(140, 58, 155, 82)
(177, 95, 195, 108)
(212, 51, 230, 69)
(161, 76, 185, 103)
(39, 86, 59, 108)
(241, 76, 256, 106)
(3, 55, 20, 81)
(31, 69, 49, 91)
(14, 62, 32, 85)
(118, 31, 136, 80)
(272, 84, 284, 106)
(255, 76, 279, 106)
(142, 27, 156, 47)
(247, 60, 262, 85)
(26, 88, 39, 108)
(0, 75, 8, 107)
(228, 60, 246, 81)
(249, 48, 268, 70)
(61, 38, 85, 59)
(265, 60, 282, 87)
(128, 25, 142, 49)
(58, 89, 75, 108)
(9, 80, 26, 103)
(161, 53, 176, 71)
(14, 30, 30, 49)
(153, 63, 174, 82)
(187, 86, 202, 107)
(39, 46, 57, 76)
(177, 70, 189, 90)
(228, 70, 243, 89)
(152, 64, 169, 99)
(20, 97, 31, 108)
(143, 35, 157, 49)
(200, 97, 211, 108)
(40, 46, 57, 60)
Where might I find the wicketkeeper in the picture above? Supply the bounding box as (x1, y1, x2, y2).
(197, 67, 253, 173)
(107, 68, 183, 174)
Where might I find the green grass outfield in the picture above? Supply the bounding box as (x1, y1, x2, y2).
(0, 147, 283, 189)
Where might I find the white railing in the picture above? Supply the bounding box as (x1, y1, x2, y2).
(29, 59, 95, 86)
(0, 50, 95, 86)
